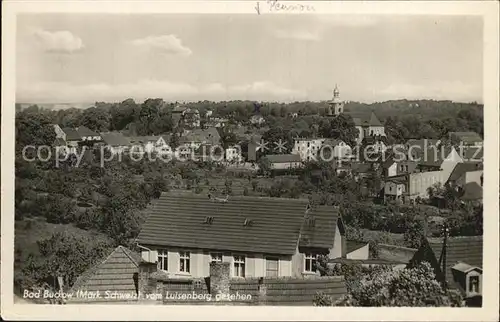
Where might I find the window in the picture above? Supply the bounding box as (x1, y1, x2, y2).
(210, 252, 223, 263)
(469, 275, 480, 293)
(179, 251, 191, 273)
(158, 249, 168, 271)
(233, 255, 246, 277)
(266, 257, 279, 277)
(304, 253, 317, 273)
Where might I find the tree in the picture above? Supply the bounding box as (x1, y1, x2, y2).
(315, 256, 462, 307)
(15, 110, 56, 147)
(79, 107, 110, 131)
(318, 114, 358, 147)
(25, 232, 113, 289)
(109, 98, 139, 131)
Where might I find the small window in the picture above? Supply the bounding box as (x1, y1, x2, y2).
(304, 253, 317, 273)
(179, 251, 191, 273)
(469, 275, 480, 293)
(266, 257, 279, 277)
(233, 255, 246, 277)
(158, 249, 168, 271)
(210, 252, 223, 263)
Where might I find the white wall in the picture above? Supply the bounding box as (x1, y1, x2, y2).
(387, 163, 397, 177)
(346, 244, 369, 260)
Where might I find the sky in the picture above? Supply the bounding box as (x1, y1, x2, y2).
(16, 14, 483, 104)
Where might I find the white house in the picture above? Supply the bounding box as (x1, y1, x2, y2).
(292, 138, 326, 162)
(226, 145, 243, 163)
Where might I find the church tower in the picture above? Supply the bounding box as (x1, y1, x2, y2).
(327, 85, 344, 116)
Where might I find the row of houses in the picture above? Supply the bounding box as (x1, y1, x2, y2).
(52, 125, 243, 162)
(67, 191, 482, 305)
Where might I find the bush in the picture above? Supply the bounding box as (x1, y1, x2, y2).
(313, 292, 334, 306)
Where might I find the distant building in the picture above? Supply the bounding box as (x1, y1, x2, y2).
(292, 138, 326, 162)
(327, 85, 344, 116)
(100, 132, 131, 155)
(128, 135, 172, 155)
(448, 132, 483, 147)
(225, 145, 243, 163)
(76, 126, 102, 143)
(321, 139, 353, 160)
(250, 115, 265, 126)
(264, 154, 303, 170)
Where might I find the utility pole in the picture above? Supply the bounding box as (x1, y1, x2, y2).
(442, 222, 449, 289)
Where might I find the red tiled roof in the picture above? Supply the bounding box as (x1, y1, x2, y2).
(137, 192, 340, 255)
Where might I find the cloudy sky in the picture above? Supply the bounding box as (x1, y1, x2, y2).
(16, 14, 483, 104)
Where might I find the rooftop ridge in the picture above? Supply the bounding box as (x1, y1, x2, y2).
(159, 191, 313, 203)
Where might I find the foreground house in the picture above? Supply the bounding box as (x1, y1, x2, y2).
(136, 192, 347, 279)
(408, 235, 483, 306)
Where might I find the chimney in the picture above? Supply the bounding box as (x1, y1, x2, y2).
(209, 262, 231, 298)
(138, 261, 159, 297)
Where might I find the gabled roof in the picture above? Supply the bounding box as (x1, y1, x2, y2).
(345, 111, 383, 127)
(299, 207, 342, 249)
(346, 240, 368, 254)
(386, 175, 407, 184)
(137, 192, 341, 255)
(76, 125, 99, 137)
(448, 163, 483, 182)
(460, 182, 483, 201)
(416, 146, 457, 167)
(179, 127, 220, 145)
(69, 246, 141, 303)
(265, 154, 302, 164)
(323, 139, 347, 147)
(424, 235, 483, 289)
(62, 127, 82, 141)
(100, 132, 131, 147)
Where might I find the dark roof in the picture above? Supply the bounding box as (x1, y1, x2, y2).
(362, 135, 388, 145)
(172, 105, 186, 113)
(62, 127, 82, 141)
(460, 182, 483, 201)
(100, 132, 131, 147)
(350, 162, 372, 173)
(377, 244, 417, 264)
(462, 146, 483, 161)
(69, 246, 140, 303)
(346, 240, 368, 254)
(448, 163, 483, 182)
(299, 208, 343, 249)
(416, 146, 456, 167)
(426, 236, 483, 289)
(265, 154, 302, 164)
(386, 175, 407, 184)
(345, 111, 383, 127)
(179, 127, 220, 145)
(76, 125, 98, 137)
(137, 192, 341, 255)
(406, 138, 440, 149)
(449, 132, 482, 144)
(329, 258, 404, 265)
